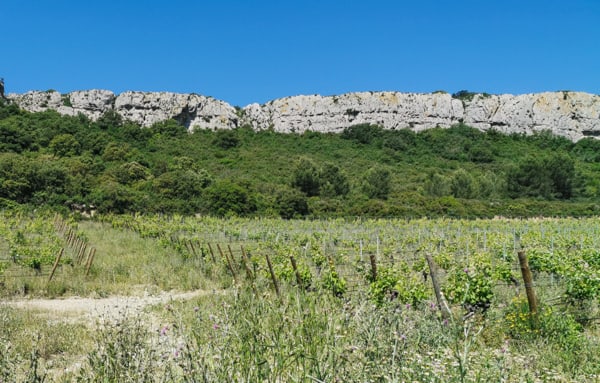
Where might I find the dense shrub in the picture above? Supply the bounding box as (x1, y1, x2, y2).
(507, 154, 575, 199)
(203, 181, 256, 217)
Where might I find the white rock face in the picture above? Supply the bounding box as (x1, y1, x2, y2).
(462, 92, 600, 140)
(114, 92, 238, 131)
(7, 89, 600, 141)
(243, 91, 600, 141)
(8, 90, 238, 131)
(243, 92, 465, 133)
(9, 90, 65, 112)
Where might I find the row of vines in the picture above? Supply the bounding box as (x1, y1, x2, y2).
(102, 214, 600, 321)
(0, 210, 94, 292)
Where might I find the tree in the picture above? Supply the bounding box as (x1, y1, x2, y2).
(212, 130, 240, 149)
(424, 172, 450, 197)
(291, 158, 321, 197)
(341, 124, 384, 145)
(49, 134, 80, 157)
(149, 119, 187, 138)
(450, 169, 478, 199)
(102, 142, 132, 162)
(0, 118, 35, 152)
(319, 162, 350, 198)
(111, 162, 151, 185)
(507, 154, 575, 199)
(548, 154, 575, 199)
(362, 166, 391, 199)
(90, 181, 141, 213)
(96, 110, 123, 130)
(203, 181, 256, 217)
(276, 188, 309, 219)
(153, 170, 212, 200)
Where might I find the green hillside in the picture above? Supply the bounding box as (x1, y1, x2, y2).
(2, 99, 600, 218)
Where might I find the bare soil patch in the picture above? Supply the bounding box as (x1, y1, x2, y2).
(3, 289, 214, 323)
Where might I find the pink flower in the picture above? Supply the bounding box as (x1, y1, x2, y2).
(160, 325, 169, 336)
(213, 323, 220, 330)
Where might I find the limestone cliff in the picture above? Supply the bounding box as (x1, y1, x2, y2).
(8, 90, 238, 131)
(7, 90, 600, 141)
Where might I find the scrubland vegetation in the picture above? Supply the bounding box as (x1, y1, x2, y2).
(3, 98, 600, 218)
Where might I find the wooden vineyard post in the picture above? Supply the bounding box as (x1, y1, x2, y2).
(85, 248, 96, 276)
(217, 244, 238, 284)
(425, 253, 452, 320)
(207, 243, 217, 263)
(48, 248, 64, 283)
(227, 245, 240, 275)
(240, 246, 258, 295)
(239, 246, 254, 279)
(289, 254, 304, 289)
(265, 252, 280, 297)
(187, 240, 198, 259)
(517, 250, 538, 315)
(77, 241, 88, 265)
(369, 252, 378, 281)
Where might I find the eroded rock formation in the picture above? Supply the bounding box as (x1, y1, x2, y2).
(7, 89, 600, 141)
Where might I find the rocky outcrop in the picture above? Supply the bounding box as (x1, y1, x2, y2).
(242, 92, 465, 133)
(8, 90, 238, 131)
(462, 92, 600, 140)
(114, 91, 238, 130)
(242, 91, 600, 141)
(7, 89, 600, 141)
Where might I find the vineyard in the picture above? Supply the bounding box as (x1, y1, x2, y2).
(1, 211, 600, 381)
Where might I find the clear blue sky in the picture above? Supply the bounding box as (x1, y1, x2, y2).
(2, 0, 599, 106)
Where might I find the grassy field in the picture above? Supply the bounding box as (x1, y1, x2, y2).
(1, 212, 599, 382)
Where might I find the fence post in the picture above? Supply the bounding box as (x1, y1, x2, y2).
(48, 248, 64, 283)
(227, 245, 240, 275)
(517, 250, 538, 315)
(239, 246, 254, 279)
(207, 243, 217, 263)
(369, 252, 378, 281)
(77, 242, 87, 265)
(85, 248, 96, 276)
(240, 246, 258, 295)
(217, 244, 238, 284)
(289, 254, 304, 289)
(188, 240, 198, 259)
(425, 253, 452, 320)
(265, 252, 280, 297)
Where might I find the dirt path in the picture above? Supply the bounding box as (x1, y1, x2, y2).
(3, 289, 215, 323)
(3, 290, 221, 380)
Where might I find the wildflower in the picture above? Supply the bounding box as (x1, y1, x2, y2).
(405, 303, 411, 310)
(174, 342, 184, 358)
(463, 268, 470, 274)
(165, 304, 172, 312)
(160, 325, 169, 336)
(194, 306, 200, 313)
(213, 323, 220, 330)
